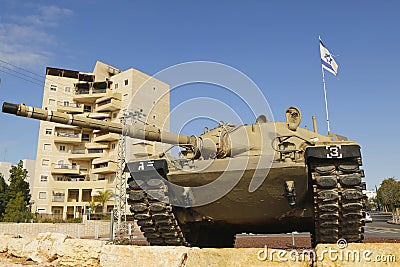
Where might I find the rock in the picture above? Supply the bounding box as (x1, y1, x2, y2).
(100, 245, 190, 267)
(24, 232, 68, 263)
(0, 234, 14, 253)
(314, 243, 400, 267)
(7, 236, 31, 258)
(54, 238, 105, 267)
(185, 247, 312, 267)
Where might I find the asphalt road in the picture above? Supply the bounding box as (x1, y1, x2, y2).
(364, 212, 400, 239)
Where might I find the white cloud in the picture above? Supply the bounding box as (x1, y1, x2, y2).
(12, 5, 73, 27)
(0, 4, 73, 68)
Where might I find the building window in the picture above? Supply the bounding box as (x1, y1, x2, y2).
(153, 87, 156, 91)
(63, 100, 69, 106)
(57, 176, 63, 181)
(115, 83, 118, 89)
(112, 112, 118, 119)
(39, 192, 47, 199)
(122, 94, 128, 101)
(40, 175, 48, 182)
(37, 208, 46, 214)
(59, 145, 66, 152)
(64, 86, 71, 93)
(43, 143, 51, 151)
(53, 209, 61, 214)
(50, 84, 57, 91)
(124, 79, 129, 86)
(153, 115, 156, 119)
(111, 143, 116, 150)
(41, 159, 49, 166)
(84, 105, 92, 112)
(45, 128, 52, 135)
(82, 134, 90, 141)
(48, 99, 56, 105)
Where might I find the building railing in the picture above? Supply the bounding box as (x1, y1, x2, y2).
(67, 177, 85, 181)
(58, 102, 82, 108)
(57, 132, 79, 138)
(92, 88, 107, 94)
(75, 88, 107, 95)
(53, 164, 78, 170)
(75, 89, 90, 95)
(52, 195, 65, 202)
(71, 149, 85, 154)
(88, 149, 103, 154)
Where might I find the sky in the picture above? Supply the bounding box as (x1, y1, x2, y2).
(0, 1, 399, 190)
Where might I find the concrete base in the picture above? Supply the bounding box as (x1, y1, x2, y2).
(0, 233, 398, 266)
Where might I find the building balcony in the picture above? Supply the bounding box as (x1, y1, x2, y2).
(92, 162, 117, 174)
(54, 132, 81, 144)
(95, 98, 121, 112)
(57, 102, 84, 114)
(95, 93, 121, 112)
(73, 89, 108, 103)
(93, 133, 120, 142)
(51, 164, 80, 175)
(85, 142, 109, 149)
(72, 81, 111, 103)
(68, 149, 106, 160)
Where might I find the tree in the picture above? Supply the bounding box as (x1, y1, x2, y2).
(8, 161, 31, 205)
(94, 190, 114, 213)
(86, 200, 100, 219)
(376, 177, 400, 213)
(0, 174, 8, 220)
(2, 191, 32, 222)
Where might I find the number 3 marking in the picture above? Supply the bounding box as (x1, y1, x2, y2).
(326, 145, 342, 158)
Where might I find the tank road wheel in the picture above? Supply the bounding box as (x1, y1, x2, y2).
(310, 160, 365, 246)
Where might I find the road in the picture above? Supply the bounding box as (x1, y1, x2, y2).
(364, 212, 400, 239)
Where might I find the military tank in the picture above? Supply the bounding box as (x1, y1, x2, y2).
(2, 102, 366, 247)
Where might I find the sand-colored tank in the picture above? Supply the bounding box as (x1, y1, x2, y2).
(2, 102, 366, 247)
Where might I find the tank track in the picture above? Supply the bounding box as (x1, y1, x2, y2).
(127, 174, 188, 246)
(310, 159, 365, 245)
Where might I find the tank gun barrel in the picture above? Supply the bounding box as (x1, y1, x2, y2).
(2, 102, 192, 146)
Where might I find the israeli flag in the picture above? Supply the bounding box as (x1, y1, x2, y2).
(319, 37, 338, 76)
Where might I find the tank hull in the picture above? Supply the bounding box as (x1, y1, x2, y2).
(168, 157, 314, 233)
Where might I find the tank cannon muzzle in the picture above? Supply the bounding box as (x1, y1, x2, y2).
(2, 102, 19, 115)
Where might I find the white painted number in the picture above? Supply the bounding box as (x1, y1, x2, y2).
(326, 145, 342, 158)
(138, 162, 145, 171)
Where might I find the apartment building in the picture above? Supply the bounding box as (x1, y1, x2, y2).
(32, 61, 170, 219)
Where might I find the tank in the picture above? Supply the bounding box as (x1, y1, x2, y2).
(2, 102, 366, 247)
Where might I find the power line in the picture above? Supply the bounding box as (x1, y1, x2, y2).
(0, 58, 82, 100)
(0, 64, 45, 85)
(0, 68, 43, 87)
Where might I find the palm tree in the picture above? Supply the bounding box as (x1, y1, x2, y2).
(94, 190, 114, 214)
(86, 200, 100, 219)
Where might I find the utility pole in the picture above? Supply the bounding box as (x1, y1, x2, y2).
(113, 109, 146, 238)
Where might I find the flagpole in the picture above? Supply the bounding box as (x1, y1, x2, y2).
(321, 67, 331, 135)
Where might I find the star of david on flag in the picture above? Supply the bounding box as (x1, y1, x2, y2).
(319, 37, 338, 76)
